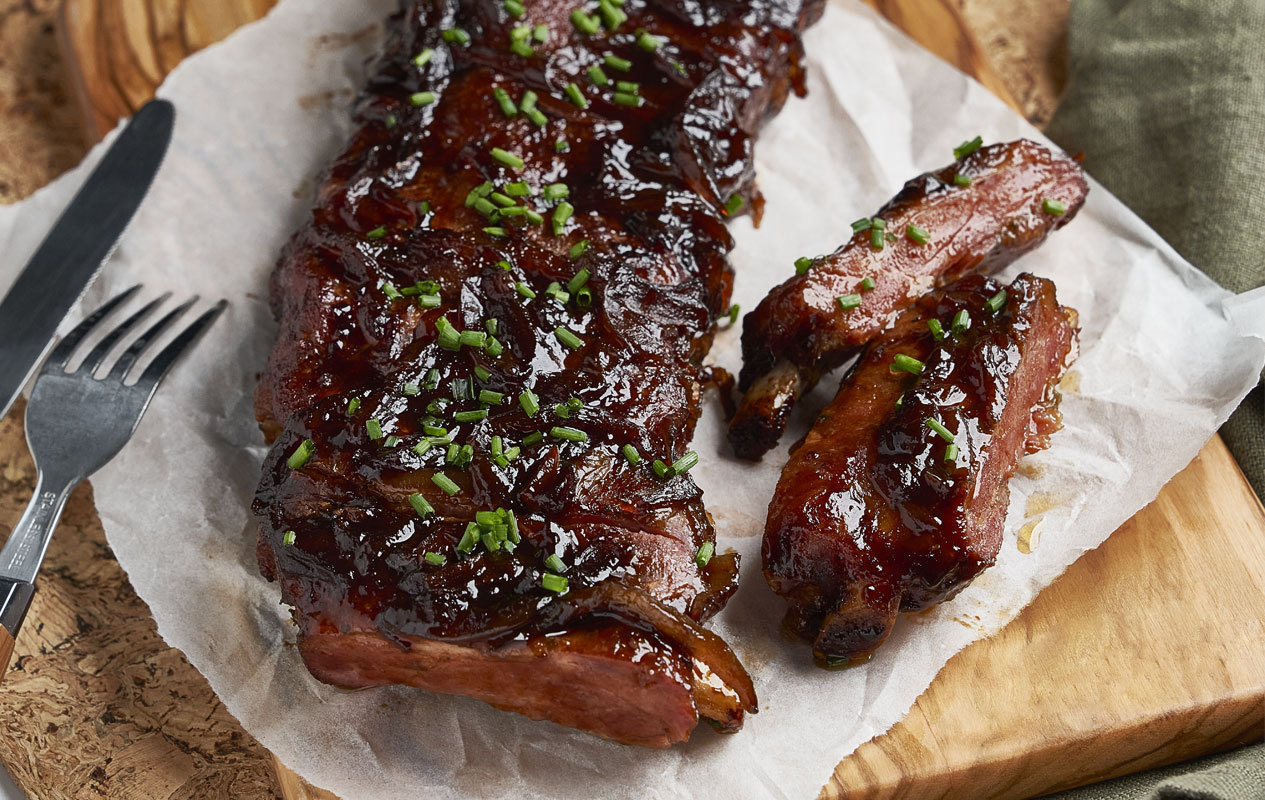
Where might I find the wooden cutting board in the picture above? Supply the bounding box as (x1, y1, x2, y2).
(0, 0, 1257, 798)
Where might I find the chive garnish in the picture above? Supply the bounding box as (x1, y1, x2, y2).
(417, 294, 441, 309)
(459, 329, 487, 348)
(576, 288, 593, 306)
(516, 282, 537, 299)
(695, 541, 714, 567)
(955, 173, 972, 187)
(571, 9, 600, 34)
(564, 82, 588, 108)
(613, 92, 643, 107)
(622, 444, 642, 465)
(543, 183, 570, 203)
(871, 227, 885, 250)
(615, 80, 639, 93)
(409, 493, 435, 518)
(1043, 198, 1067, 216)
(424, 552, 447, 566)
(541, 573, 569, 593)
(523, 431, 544, 446)
(442, 28, 470, 45)
(906, 224, 930, 245)
(435, 317, 461, 350)
(282, 530, 297, 547)
(533, 24, 549, 42)
(837, 294, 862, 311)
(652, 459, 669, 479)
(365, 226, 387, 240)
(727, 304, 740, 324)
(412, 48, 434, 67)
(347, 397, 361, 415)
(927, 319, 946, 340)
(599, 0, 627, 29)
(926, 418, 955, 443)
(794, 256, 814, 275)
(403, 382, 421, 396)
(454, 409, 489, 423)
(493, 88, 518, 117)
(569, 240, 590, 258)
(724, 195, 743, 215)
(952, 309, 971, 334)
(478, 389, 504, 405)
(860, 276, 876, 291)
(366, 419, 384, 440)
(587, 66, 610, 86)
(519, 389, 541, 416)
(945, 443, 959, 462)
(550, 426, 588, 442)
(525, 108, 548, 127)
(544, 554, 568, 573)
(555, 139, 570, 152)
(669, 451, 699, 475)
(505, 0, 525, 18)
(892, 354, 925, 374)
(554, 326, 584, 350)
(552, 201, 574, 235)
(491, 148, 524, 170)
(457, 523, 478, 552)
(851, 217, 873, 233)
(954, 135, 983, 160)
(287, 439, 315, 470)
(567, 268, 591, 292)
(482, 226, 508, 237)
(986, 290, 1008, 313)
(637, 31, 663, 52)
(411, 91, 436, 107)
(604, 54, 632, 72)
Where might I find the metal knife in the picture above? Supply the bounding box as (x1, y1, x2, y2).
(0, 99, 174, 420)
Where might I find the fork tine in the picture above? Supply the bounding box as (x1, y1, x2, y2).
(133, 300, 228, 389)
(108, 295, 198, 380)
(46, 285, 142, 368)
(80, 293, 171, 373)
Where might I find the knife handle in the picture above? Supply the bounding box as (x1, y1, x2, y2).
(0, 577, 35, 680)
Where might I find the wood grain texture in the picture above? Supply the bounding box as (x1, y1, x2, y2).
(0, 0, 1253, 798)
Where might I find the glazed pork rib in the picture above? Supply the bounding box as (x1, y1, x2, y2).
(763, 273, 1078, 666)
(730, 139, 1088, 461)
(253, 0, 825, 747)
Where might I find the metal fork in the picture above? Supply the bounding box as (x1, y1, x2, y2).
(0, 287, 226, 670)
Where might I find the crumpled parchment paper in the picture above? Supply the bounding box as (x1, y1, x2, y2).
(1, 1, 1262, 798)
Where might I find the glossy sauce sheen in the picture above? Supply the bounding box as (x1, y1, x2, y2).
(252, 0, 825, 747)
(763, 274, 1078, 666)
(730, 139, 1088, 461)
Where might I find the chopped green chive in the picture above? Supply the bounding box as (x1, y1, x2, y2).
(724, 195, 743, 215)
(927, 319, 946, 340)
(695, 541, 714, 568)
(442, 28, 470, 45)
(519, 389, 541, 416)
(637, 31, 663, 52)
(652, 459, 670, 479)
(423, 424, 448, 437)
(571, 9, 600, 34)
(892, 354, 925, 375)
(366, 418, 384, 440)
(613, 92, 644, 107)
(543, 183, 570, 203)
(622, 443, 642, 465)
(424, 551, 447, 566)
(795, 256, 814, 275)
(851, 217, 873, 233)
(727, 304, 741, 325)
(598, 0, 627, 29)
(895, 394, 904, 409)
(459, 329, 487, 348)
(669, 451, 699, 475)
(615, 80, 639, 93)
(533, 24, 549, 42)
(568, 240, 590, 258)
(282, 530, 297, 547)
(506, 181, 531, 197)
(906, 224, 930, 245)
(287, 439, 315, 469)
(945, 443, 959, 462)
(366, 226, 387, 240)
(523, 431, 544, 446)
(587, 65, 610, 86)
(604, 54, 632, 72)
(564, 82, 588, 108)
(474, 365, 491, 384)
(575, 287, 593, 306)
(457, 524, 478, 552)
(1043, 198, 1067, 216)
(384, 114, 397, 129)
(493, 88, 518, 117)
(409, 492, 435, 518)
(567, 268, 591, 293)
(491, 192, 516, 208)
(491, 147, 524, 170)
(412, 48, 434, 67)
(381, 282, 404, 300)
(432, 472, 461, 495)
(954, 135, 983, 160)
(504, 0, 525, 18)
(555, 139, 570, 153)
(860, 276, 876, 291)
(482, 226, 508, 237)
(417, 293, 442, 309)
(952, 309, 971, 335)
(411, 91, 437, 107)
(454, 409, 489, 423)
(544, 554, 568, 573)
(554, 326, 584, 350)
(552, 201, 574, 235)
(510, 39, 535, 57)
(478, 389, 504, 405)
(515, 282, 537, 299)
(525, 107, 548, 127)
(347, 397, 361, 415)
(926, 418, 955, 443)
(403, 382, 421, 396)
(954, 173, 972, 187)
(986, 290, 1008, 313)
(384, 435, 401, 448)
(550, 426, 588, 442)
(435, 317, 461, 350)
(541, 573, 569, 593)
(837, 294, 862, 311)
(871, 227, 885, 250)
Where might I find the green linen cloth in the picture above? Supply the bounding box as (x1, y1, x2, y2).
(1046, 0, 1265, 501)
(1040, 2, 1265, 798)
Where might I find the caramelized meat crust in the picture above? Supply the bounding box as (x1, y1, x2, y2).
(730, 139, 1088, 460)
(253, 0, 825, 747)
(762, 274, 1078, 666)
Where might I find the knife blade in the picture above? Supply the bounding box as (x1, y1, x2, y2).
(0, 98, 174, 420)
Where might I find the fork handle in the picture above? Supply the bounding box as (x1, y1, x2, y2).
(0, 577, 35, 680)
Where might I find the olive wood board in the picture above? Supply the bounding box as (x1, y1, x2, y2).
(0, 0, 1257, 798)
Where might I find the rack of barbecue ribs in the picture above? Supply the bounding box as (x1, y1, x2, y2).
(729, 139, 1089, 461)
(252, 0, 828, 747)
(763, 273, 1079, 666)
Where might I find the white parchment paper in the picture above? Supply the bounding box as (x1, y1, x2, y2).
(2, 1, 1263, 797)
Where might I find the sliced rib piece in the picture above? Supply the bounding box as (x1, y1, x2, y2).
(763, 273, 1078, 666)
(730, 139, 1088, 460)
(253, 0, 826, 747)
